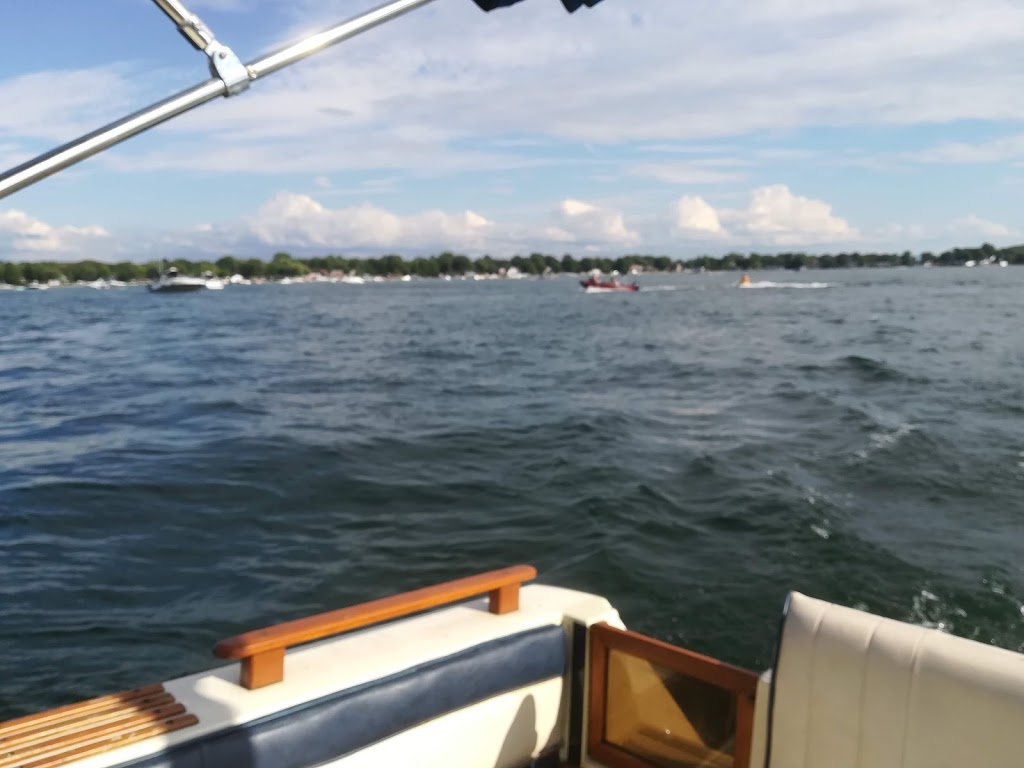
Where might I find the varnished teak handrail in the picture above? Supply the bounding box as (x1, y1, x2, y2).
(214, 565, 537, 689)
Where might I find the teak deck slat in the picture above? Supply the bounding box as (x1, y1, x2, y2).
(0, 685, 197, 768)
(0, 695, 176, 749)
(0, 686, 166, 738)
(13, 715, 198, 768)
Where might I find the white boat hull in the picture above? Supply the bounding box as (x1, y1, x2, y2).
(149, 268, 209, 292)
(6, 569, 1024, 768)
(582, 286, 638, 294)
(149, 281, 207, 292)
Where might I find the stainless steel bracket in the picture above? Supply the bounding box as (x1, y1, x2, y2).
(151, 0, 252, 95)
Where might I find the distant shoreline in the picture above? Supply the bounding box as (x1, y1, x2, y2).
(0, 243, 1018, 286)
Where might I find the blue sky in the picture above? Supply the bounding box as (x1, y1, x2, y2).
(2, 0, 1024, 261)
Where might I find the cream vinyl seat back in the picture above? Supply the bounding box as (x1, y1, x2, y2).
(766, 592, 1024, 768)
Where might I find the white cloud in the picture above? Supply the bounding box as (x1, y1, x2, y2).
(1, 0, 1021, 267)
(0, 68, 135, 142)
(630, 162, 746, 185)
(0, 209, 109, 256)
(153, 193, 644, 257)
(245, 192, 493, 251)
(948, 214, 1019, 239)
(662, 186, 857, 246)
(551, 198, 639, 246)
(244, 185, 854, 255)
(726, 185, 857, 245)
(9, 0, 1020, 180)
(13, 180, 1015, 262)
(672, 196, 726, 237)
(190, 0, 257, 10)
(0, 185, 863, 261)
(907, 135, 1024, 165)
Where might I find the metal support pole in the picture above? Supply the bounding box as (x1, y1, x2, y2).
(0, 0, 439, 201)
(150, 0, 217, 51)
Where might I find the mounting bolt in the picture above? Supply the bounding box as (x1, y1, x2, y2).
(218, 51, 227, 59)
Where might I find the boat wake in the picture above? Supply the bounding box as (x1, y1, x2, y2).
(741, 281, 831, 289)
(583, 286, 640, 294)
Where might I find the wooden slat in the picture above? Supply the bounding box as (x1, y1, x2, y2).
(0, 705, 186, 765)
(1, 695, 175, 748)
(0, 686, 166, 738)
(0, 686, 198, 768)
(215, 564, 537, 689)
(15, 714, 198, 768)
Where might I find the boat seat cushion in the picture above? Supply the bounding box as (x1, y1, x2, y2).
(766, 592, 1024, 768)
(121, 624, 566, 768)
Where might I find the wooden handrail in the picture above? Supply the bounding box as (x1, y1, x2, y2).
(213, 564, 537, 689)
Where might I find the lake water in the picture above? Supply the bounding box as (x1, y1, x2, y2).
(2, 267, 1023, 718)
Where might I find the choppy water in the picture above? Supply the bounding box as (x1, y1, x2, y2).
(2, 268, 1023, 719)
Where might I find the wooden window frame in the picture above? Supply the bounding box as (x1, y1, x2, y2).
(587, 622, 758, 768)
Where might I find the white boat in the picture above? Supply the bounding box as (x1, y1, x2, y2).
(340, 275, 366, 284)
(2, 1, 1023, 766)
(87, 278, 127, 289)
(0, 565, 1021, 768)
(149, 267, 208, 293)
(25, 280, 48, 290)
(202, 271, 225, 290)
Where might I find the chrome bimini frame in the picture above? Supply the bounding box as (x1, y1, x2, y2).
(0, 0, 439, 201)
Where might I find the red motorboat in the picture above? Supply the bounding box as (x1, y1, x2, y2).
(579, 276, 639, 293)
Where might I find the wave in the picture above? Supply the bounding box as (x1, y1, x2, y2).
(838, 354, 906, 382)
(853, 423, 917, 460)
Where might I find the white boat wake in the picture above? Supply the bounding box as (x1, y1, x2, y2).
(741, 281, 831, 289)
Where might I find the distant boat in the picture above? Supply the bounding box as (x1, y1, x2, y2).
(87, 277, 127, 289)
(26, 280, 48, 290)
(202, 271, 225, 290)
(579, 276, 639, 293)
(149, 267, 207, 293)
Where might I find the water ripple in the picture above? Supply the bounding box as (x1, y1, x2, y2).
(1, 269, 1024, 716)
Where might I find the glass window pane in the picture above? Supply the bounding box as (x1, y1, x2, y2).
(604, 649, 737, 768)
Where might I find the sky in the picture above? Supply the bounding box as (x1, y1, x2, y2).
(2, 0, 1024, 262)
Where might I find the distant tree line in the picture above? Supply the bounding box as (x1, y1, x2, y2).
(1, 243, 1021, 284)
